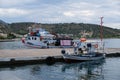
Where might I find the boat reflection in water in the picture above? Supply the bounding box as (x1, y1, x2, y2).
(61, 59, 105, 80)
(0, 59, 105, 80)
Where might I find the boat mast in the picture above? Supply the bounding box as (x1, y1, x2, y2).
(100, 17, 104, 41)
(100, 17, 105, 52)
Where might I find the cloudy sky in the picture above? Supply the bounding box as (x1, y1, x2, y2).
(0, 0, 120, 29)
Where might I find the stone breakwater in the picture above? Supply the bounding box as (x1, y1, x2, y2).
(0, 48, 120, 66)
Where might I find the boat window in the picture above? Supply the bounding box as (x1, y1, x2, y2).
(28, 37, 31, 40)
(32, 37, 34, 40)
(34, 37, 37, 40)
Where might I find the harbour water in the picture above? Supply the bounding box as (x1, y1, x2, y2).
(0, 58, 120, 80)
(0, 38, 120, 80)
(104, 38, 120, 48)
(0, 40, 29, 49)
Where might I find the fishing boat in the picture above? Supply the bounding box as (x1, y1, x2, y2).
(61, 17, 105, 62)
(22, 28, 55, 48)
(61, 51, 105, 62)
(61, 39, 106, 62)
(22, 27, 73, 48)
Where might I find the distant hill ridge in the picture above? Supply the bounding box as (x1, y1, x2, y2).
(0, 20, 120, 38)
(0, 20, 9, 33)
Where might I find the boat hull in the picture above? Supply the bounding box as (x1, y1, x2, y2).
(24, 42, 47, 48)
(62, 53, 105, 63)
(22, 36, 48, 48)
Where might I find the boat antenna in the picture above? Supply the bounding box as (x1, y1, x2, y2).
(100, 17, 104, 41)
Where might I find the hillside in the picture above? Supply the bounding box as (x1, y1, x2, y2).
(0, 20, 120, 39)
(9, 22, 120, 38)
(0, 20, 10, 33)
(0, 20, 16, 39)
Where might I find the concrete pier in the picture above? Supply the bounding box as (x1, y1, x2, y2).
(0, 48, 73, 66)
(0, 48, 120, 66)
(0, 48, 73, 58)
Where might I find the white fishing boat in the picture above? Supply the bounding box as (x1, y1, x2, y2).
(22, 28, 55, 48)
(22, 27, 73, 48)
(61, 39, 106, 62)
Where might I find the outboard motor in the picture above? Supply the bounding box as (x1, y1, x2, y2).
(87, 43, 92, 48)
(61, 49, 66, 54)
(87, 43, 92, 53)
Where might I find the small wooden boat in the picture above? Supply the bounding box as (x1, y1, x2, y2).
(61, 50, 105, 62)
(61, 18, 106, 62)
(61, 40, 106, 62)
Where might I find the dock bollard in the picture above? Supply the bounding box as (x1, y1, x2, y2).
(10, 58, 15, 62)
(61, 49, 66, 54)
(46, 57, 55, 65)
(10, 58, 16, 65)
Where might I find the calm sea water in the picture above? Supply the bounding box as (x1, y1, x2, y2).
(0, 38, 120, 49)
(0, 58, 120, 80)
(0, 38, 120, 80)
(0, 40, 29, 49)
(104, 38, 120, 48)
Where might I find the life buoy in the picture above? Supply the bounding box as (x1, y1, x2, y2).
(94, 44, 98, 48)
